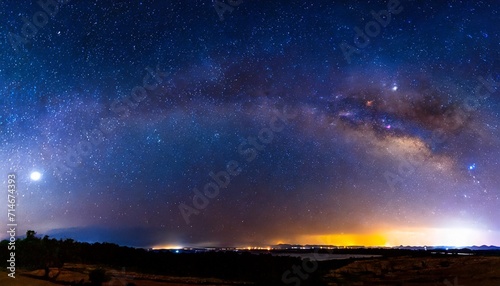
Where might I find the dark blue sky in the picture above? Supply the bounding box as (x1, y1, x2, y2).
(1, 0, 499, 247)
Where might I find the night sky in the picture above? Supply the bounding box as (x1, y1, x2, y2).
(1, 0, 499, 248)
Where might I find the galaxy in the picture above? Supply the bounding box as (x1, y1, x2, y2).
(1, 0, 499, 248)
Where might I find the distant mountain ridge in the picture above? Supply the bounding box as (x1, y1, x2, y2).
(272, 244, 500, 251)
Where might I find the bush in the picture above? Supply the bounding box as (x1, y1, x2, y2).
(88, 268, 111, 286)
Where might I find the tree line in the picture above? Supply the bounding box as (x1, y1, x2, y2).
(1, 230, 354, 285)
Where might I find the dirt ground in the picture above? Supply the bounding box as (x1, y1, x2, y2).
(2, 256, 500, 285)
(325, 255, 500, 286)
(0, 263, 250, 286)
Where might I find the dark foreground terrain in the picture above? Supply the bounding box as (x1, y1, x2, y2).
(2, 232, 500, 285)
(324, 255, 500, 286)
(2, 255, 500, 285)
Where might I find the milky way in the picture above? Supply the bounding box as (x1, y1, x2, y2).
(1, 0, 499, 248)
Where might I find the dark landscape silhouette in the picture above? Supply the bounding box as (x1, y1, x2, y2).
(2, 230, 500, 285)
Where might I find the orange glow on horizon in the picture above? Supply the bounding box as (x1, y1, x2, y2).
(293, 227, 500, 247)
(150, 228, 499, 249)
(299, 233, 387, 246)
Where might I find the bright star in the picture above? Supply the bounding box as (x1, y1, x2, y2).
(30, 171, 42, 181)
(468, 163, 476, 170)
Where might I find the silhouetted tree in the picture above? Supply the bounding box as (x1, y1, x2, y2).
(26, 230, 37, 240)
(17, 230, 63, 280)
(2, 229, 369, 285)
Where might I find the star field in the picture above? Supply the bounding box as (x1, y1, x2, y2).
(1, 0, 499, 248)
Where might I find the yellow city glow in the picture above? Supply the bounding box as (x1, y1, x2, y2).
(295, 227, 496, 247)
(301, 233, 387, 246)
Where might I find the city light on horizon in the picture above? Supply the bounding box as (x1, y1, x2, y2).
(147, 227, 500, 250)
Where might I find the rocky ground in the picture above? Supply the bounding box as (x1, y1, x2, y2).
(324, 255, 500, 286)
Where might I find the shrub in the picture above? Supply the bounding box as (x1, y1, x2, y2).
(89, 268, 111, 286)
